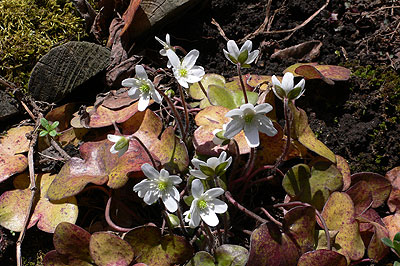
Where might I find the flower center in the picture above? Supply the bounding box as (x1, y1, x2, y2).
(197, 199, 208, 210)
(179, 68, 188, 77)
(243, 113, 254, 123)
(157, 181, 168, 191)
(139, 83, 150, 93)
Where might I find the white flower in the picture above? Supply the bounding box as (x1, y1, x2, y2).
(223, 40, 259, 66)
(122, 65, 162, 111)
(155, 34, 174, 68)
(184, 179, 227, 228)
(190, 151, 232, 179)
(271, 72, 305, 101)
(166, 49, 205, 88)
(107, 134, 130, 157)
(155, 33, 173, 56)
(133, 163, 182, 213)
(212, 124, 229, 145)
(224, 103, 277, 148)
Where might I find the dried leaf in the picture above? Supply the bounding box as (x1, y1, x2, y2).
(270, 40, 322, 61)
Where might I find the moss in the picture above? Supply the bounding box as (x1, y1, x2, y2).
(0, 0, 87, 90)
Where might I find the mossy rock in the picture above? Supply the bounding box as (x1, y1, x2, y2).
(28, 41, 110, 103)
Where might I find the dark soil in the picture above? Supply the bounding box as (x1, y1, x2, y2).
(148, 0, 400, 175)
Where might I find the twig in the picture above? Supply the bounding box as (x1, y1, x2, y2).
(266, 0, 330, 36)
(49, 137, 71, 161)
(238, 0, 273, 43)
(16, 117, 41, 266)
(211, 18, 229, 41)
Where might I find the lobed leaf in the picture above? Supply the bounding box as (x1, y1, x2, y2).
(124, 225, 194, 266)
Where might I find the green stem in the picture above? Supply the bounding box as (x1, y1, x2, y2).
(236, 63, 248, 104)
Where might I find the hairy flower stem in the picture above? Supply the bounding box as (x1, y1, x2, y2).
(212, 177, 226, 244)
(274, 98, 291, 169)
(203, 222, 215, 253)
(238, 148, 256, 200)
(155, 87, 185, 139)
(236, 63, 249, 104)
(176, 205, 189, 236)
(131, 135, 157, 168)
(274, 201, 331, 251)
(225, 191, 267, 224)
(105, 196, 133, 232)
(177, 84, 190, 140)
(198, 80, 214, 105)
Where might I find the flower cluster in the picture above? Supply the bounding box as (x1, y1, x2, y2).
(106, 36, 307, 232)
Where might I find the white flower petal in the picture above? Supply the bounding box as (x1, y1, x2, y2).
(177, 78, 189, 88)
(118, 144, 129, 157)
(159, 169, 170, 179)
(282, 72, 294, 93)
(128, 87, 141, 100)
(257, 116, 278, 137)
(162, 194, 178, 212)
(191, 179, 204, 199)
(200, 210, 219, 227)
(223, 49, 234, 64)
(272, 86, 283, 100)
(144, 190, 158, 205)
(169, 175, 182, 185)
(225, 108, 243, 118)
(240, 40, 252, 54)
(107, 134, 122, 143)
(218, 151, 227, 162)
(204, 187, 224, 199)
(191, 158, 206, 169)
(190, 169, 208, 179)
(190, 207, 201, 228)
(150, 89, 162, 103)
(135, 65, 148, 80)
(165, 33, 170, 44)
(254, 103, 273, 114)
(227, 40, 240, 58)
(182, 49, 199, 69)
(244, 123, 260, 147)
(122, 78, 141, 88)
(271, 75, 281, 87)
(138, 93, 150, 111)
(110, 144, 118, 154)
(141, 163, 160, 180)
(171, 187, 180, 201)
(240, 103, 255, 112)
(245, 49, 259, 64)
(166, 50, 180, 69)
(224, 119, 244, 139)
(210, 198, 228, 213)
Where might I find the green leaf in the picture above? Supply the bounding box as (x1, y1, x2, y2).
(208, 85, 237, 109)
(215, 244, 248, 266)
(274, 85, 286, 99)
(50, 121, 60, 129)
(237, 50, 248, 65)
(232, 91, 258, 106)
(287, 86, 302, 100)
(39, 130, 48, 137)
(228, 54, 238, 64)
(215, 162, 228, 177)
(40, 118, 49, 128)
(394, 240, 400, 253)
(185, 251, 215, 266)
(49, 130, 58, 137)
(114, 137, 128, 150)
(394, 232, 400, 242)
(184, 195, 194, 207)
(394, 261, 400, 266)
(199, 165, 215, 177)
